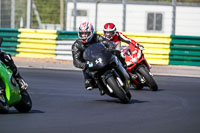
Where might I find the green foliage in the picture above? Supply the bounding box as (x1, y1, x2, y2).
(30, 0, 200, 28)
(32, 0, 60, 26)
(15, 0, 27, 28)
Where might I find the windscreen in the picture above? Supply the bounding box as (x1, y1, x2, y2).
(83, 43, 113, 70)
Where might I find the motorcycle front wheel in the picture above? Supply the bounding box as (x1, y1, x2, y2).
(133, 83, 144, 90)
(14, 90, 32, 113)
(106, 76, 131, 103)
(0, 79, 9, 114)
(0, 95, 9, 114)
(137, 67, 158, 91)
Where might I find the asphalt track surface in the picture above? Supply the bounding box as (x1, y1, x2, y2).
(1, 68, 200, 133)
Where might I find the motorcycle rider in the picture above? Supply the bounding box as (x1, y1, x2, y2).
(72, 22, 126, 94)
(103, 22, 143, 51)
(0, 37, 28, 90)
(103, 23, 145, 87)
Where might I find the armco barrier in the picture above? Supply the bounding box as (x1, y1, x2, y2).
(56, 31, 78, 60)
(16, 29, 78, 59)
(0, 28, 200, 67)
(169, 35, 200, 66)
(0, 28, 20, 56)
(57, 31, 78, 40)
(16, 29, 57, 58)
(0, 28, 78, 59)
(122, 32, 171, 65)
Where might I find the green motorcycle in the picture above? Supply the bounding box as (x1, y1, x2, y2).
(0, 60, 32, 113)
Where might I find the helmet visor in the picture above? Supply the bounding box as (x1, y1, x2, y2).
(104, 31, 114, 39)
(79, 32, 91, 40)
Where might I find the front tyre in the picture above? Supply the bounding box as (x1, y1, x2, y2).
(138, 67, 158, 91)
(132, 83, 144, 90)
(0, 79, 9, 114)
(14, 90, 32, 113)
(0, 95, 9, 114)
(106, 76, 131, 103)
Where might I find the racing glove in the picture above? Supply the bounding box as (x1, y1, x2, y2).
(138, 45, 144, 51)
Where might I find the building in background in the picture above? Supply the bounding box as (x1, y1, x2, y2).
(0, 0, 200, 36)
(66, 1, 200, 36)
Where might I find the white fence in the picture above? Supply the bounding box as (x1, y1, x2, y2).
(1, 0, 200, 36)
(66, 1, 200, 36)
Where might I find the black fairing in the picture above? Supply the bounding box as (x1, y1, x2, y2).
(83, 43, 131, 101)
(83, 43, 113, 71)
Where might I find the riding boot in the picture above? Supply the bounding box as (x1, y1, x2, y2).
(85, 79, 94, 90)
(83, 69, 94, 90)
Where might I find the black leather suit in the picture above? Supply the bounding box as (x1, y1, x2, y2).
(72, 33, 126, 85)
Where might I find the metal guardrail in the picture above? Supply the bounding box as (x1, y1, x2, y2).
(56, 31, 78, 60)
(0, 28, 200, 66)
(0, 28, 19, 56)
(121, 32, 171, 65)
(170, 35, 200, 66)
(16, 29, 57, 58)
(56, 40, 74, 60)
(0, 28, 77, 59)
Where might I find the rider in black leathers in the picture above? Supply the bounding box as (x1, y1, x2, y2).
(0, 37, 28, 90)
(72, 22, 126, 94)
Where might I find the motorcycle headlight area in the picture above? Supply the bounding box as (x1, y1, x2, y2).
(131, 57, 137, 63)
(126, 61, 133, 66)
(137, 50, 142, 60)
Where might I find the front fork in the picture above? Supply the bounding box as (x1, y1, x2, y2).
(134, 65, 153, 84)
(136, 72, 146, 84)
(98, 70, 128, 96)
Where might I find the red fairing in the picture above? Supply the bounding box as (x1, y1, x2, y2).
(123, 43, 150, 85)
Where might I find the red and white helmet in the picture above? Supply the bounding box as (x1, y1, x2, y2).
(78, 22, 94, 43)
(103, 23, 116, 40)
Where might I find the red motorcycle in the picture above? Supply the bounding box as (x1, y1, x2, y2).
(122, 43, 158, 91)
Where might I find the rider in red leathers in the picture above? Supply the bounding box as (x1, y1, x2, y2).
(103, 23, 145, 87)
(103, 23, 143, 51)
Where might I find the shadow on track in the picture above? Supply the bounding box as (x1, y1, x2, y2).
(129, 87, 165, 92)
(0, 109, 45, 115)
(95, 99, 148, 104)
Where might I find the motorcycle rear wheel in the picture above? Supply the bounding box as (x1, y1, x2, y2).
(106, 76, 131, 103)
(14, 90, 32, 113)
(138, 67, 158, 91)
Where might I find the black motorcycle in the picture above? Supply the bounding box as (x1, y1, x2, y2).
(83, 42, 131, 103)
